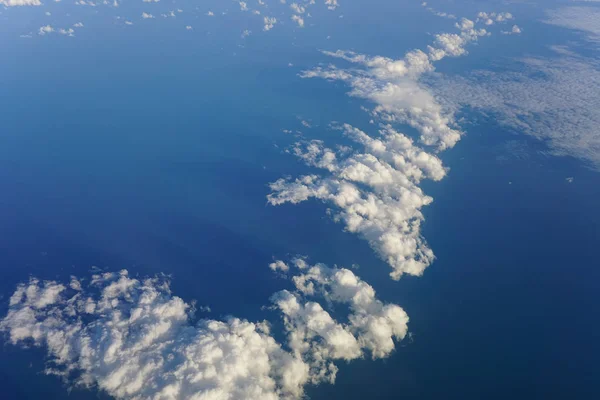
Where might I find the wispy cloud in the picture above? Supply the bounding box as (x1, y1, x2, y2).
(0, 0, 41, 6)
(428, 50, 600, 169)
(544, 6, 600, 42)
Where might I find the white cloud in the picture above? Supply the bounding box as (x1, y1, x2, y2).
(268, 123, 446, 279)
(300, 19, 487, 151)
(428, 51, 600, 169)
(291, 14, 305, 27)
(264, 16, 277, 31)
(268, 18, 499, 279)
(290, 3, 306, 14)
(277, 258, 410, 359)
(59, 28, 75, 36)
(477, 11, 514, 25)
(501, 25, 522, 35)
(141, 12, 154, 19)
(1, 262, 408, 399)
(0, 271, 308, 399)
(545, 7, 600, 42)
(325, 0, 339, 10)
(38, 25, 54, 35)
(0, 0, 41, 5)
(270, 260, 290, 272)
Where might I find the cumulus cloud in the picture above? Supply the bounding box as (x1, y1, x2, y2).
(275, 258, 410, 359)
(291, 15, 305, 27)
(264, 16, 277, 31)
(0, 271, 307, 399)
(269, 123, 445, 279)
(38, 25, 54, 35)
(300, 18, 487, 151)
(325, 0, 339, 10)
(290, 3, 306, 14)
(59, 28, 75, 36)
(477, 11, 514, 26)
(1, 262, 408, 399)
(501, 25, 522, 35)
(269, 18, 496, 279)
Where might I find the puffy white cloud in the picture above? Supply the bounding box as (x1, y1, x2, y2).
(1, 262, 409, 399)
(270, 257, 409, 381)
(59, 28, 75, 36)
(270, 260, 291, 272)
(269, 123, 446, 279)
(477, 11, 514, 25)
(264, 16, 277, 31)
(291, 15, 305, 27)
(141, 12, 155, 19)
(38, 25, 54, 35)
(325, 0, 338, 10)
(501, 25, 522, 35)
(268, 17, 502, 278)
(301, 18, 487, 151)
(290, 3, 306, 14)
(281, 258, 410, 359)
(0, 271, 309, 399)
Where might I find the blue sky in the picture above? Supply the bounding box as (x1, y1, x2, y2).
(0, 0, 599, 399)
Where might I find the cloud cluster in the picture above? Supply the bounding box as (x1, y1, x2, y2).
(300, 18, 487, 150)
(476, 11, 513, 26)
(1, 261, 407, 399)
(273, 258, 409, 363)
(0, 271, 306, 399)
(269, 123, 446, 279)
(269, 18, 497, 279)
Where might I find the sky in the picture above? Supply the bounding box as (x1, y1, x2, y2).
(0, 0, 599, 399)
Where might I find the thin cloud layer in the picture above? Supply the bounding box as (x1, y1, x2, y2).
(428, 51, 600, 169)
(0, 0, 41, 5)
(545, 6, 600, 42)
(1, 261, 408, 399)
